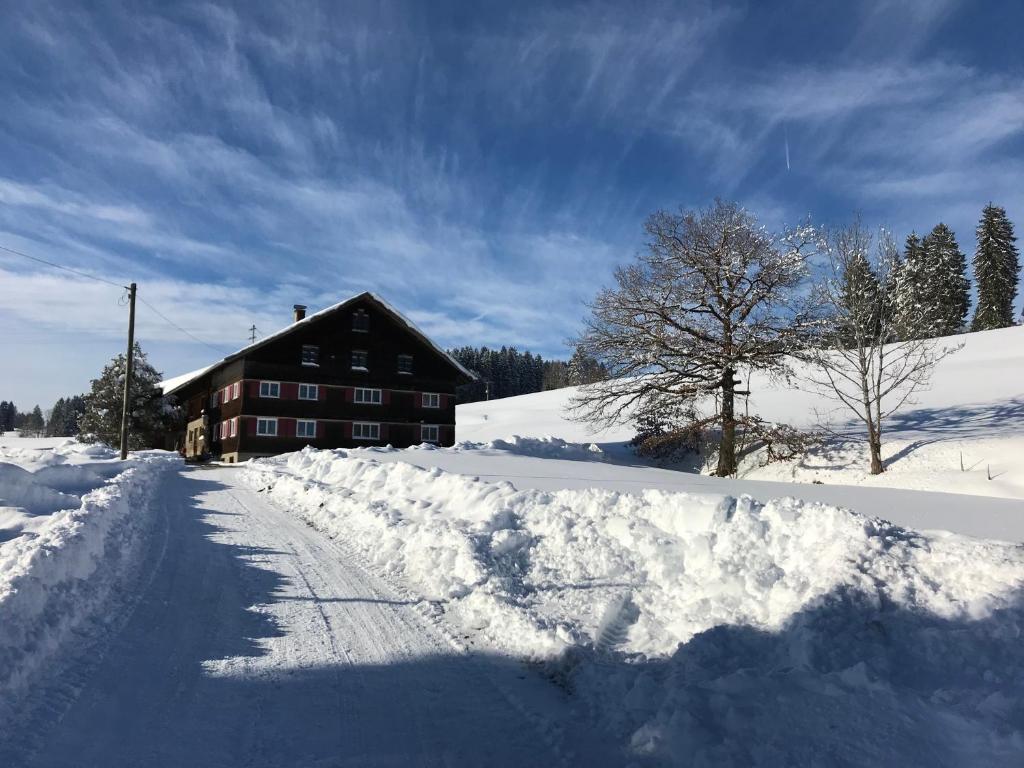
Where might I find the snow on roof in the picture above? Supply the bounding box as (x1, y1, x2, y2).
(159, 364, 216, 395)
(160, 292, 474, 395)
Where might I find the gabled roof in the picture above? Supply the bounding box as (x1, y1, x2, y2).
(160, 291, 475, 395)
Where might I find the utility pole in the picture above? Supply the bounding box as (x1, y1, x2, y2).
(119, 282, 137, 460)
(248, 324, 258, 344)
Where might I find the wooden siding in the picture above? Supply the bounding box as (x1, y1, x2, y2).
(167, 295, 466, 459)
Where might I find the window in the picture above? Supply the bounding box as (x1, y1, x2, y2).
(296, 419, 317, 438)
(210, 392, 219, 409)
(422, 392, 440, 409)
(354, 387, 382, 404)
(230, 417, 238, 438)
(351, 350, 368, 371)
(420, 424, 439, 443)
(352, 309, 370, 332)
(223, 386, 231, 403)
(298, 383, 319, 401)
(259, 381, 280, 398)
(353, 422, 380, 440)
(397, 354, 413, 374)
(232, 382, 240, 400)
(256, 417, 278, 436)
(219, 421, 227, 440)
(302, 345, 319, 367)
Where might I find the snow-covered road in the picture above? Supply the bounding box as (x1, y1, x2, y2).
(15, 466, 609, 767)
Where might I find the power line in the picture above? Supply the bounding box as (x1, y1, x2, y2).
(0, 243, 126, 289)
(1, 241, 232, 356)
(137, 297, 232, 356)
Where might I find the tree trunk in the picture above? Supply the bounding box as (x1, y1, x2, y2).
(717, 367, 737, 476)
(868, 424, 884, 475)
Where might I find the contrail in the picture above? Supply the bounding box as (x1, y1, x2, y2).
(784, 125, 791, 171)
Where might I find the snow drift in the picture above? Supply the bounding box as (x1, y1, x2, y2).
(246, 448, 1024, 765)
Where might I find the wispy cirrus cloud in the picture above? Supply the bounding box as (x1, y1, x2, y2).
(1, 0, 1021, 408)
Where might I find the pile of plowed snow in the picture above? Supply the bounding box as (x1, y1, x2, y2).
(246, 447, 1024, 765)
(0, 440, 178, 728)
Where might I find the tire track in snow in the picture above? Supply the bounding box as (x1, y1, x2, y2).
(23, 466, 604, 767)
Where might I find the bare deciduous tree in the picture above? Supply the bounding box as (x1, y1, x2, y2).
(804, 221, 960, 474)
(569, 200, 819, 476)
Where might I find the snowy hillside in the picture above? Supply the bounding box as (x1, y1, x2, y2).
(457, 325, 1024, 501)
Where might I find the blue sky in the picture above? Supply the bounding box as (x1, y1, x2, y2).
(1, 0, 1022, 408)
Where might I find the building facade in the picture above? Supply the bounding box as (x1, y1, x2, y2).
(164, 293, 474, 462)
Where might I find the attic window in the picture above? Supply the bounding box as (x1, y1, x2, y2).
(351, 350, 368, 371)
(302, 345, 319, 367)
(397, 354, 413, 374)
(352, 310, 370, 332)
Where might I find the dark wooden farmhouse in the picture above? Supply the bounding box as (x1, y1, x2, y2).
(161, 292, 475, 462)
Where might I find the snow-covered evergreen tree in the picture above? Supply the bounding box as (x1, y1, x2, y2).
(892, 233, 926, 340)
(880, 249, 903, 340)
(970, 203, 1020, 331)
(921, 223, 970, 336)
(79, 344, 179, 450)
(838, 241, 881, 344)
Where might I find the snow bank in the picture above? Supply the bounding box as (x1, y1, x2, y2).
(0, 451, 178, 727)
(0, 463, 81, 515)
(246, 448, 1024, 765)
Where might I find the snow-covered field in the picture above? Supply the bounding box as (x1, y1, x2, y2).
(458, 325, 1024, 502)
(0, 436, 178, 731)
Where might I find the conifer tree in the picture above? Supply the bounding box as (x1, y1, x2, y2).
(24, 405, 45, 437)
(970, 203, 1020, 331)
(892, 233, 927, 340)
(79, 344, 180, 450)
(0, 401, 15, 433)
(567, 347, 608, 385)
(46, 398, 66, 437)
(921, 223, 970, 336)
(880, 249, 903, 340)
(838, 242, 881, 344)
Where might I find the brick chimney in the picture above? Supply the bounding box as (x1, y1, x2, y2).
(293, 304, 307, 323)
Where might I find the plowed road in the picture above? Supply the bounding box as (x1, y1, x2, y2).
(16, 467, 612, 767)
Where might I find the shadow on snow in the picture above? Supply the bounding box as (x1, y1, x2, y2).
(9, 472, 1024, 767)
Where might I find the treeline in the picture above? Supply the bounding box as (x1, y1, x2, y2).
(884, 204, 1020, 339)
(0, 396, 87, 437)
(448, 346, 608, 403)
